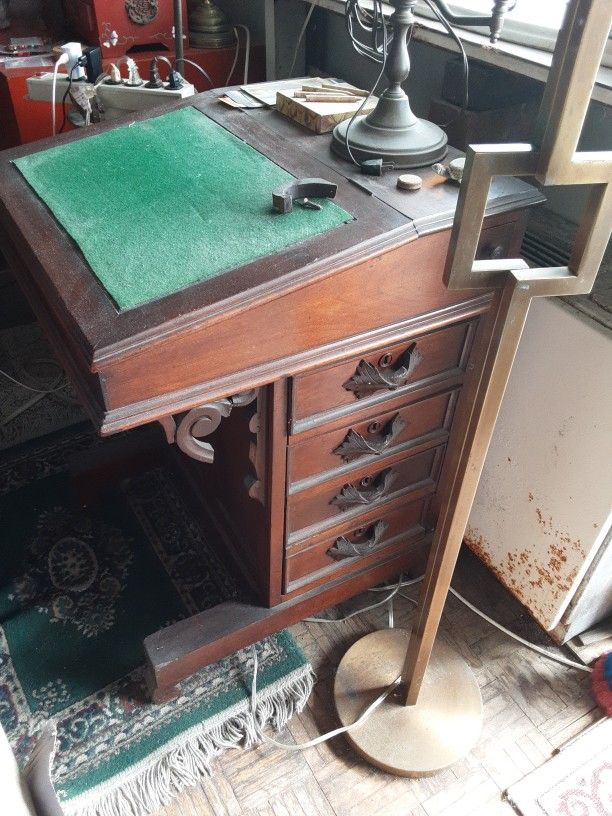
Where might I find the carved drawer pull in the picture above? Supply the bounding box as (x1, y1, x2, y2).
(333, 413, 406, 462)
(344, 342, 419, 398)
(331, 468, 396, 510)
(327, 520, 388, 560)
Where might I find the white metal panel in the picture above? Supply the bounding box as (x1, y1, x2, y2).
(466, 296, 612, 633)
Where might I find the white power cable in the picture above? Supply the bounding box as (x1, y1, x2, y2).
(0, 361, 68, 429)
(225, 25, 251, 87)
(236, 24, 251, 85)
(0, 364, 67, 395)
(226, 28, 240, 86)
(246, 566, 590, 754)
(288, 2, 316, 77)
(250, 645, 400, 751)
(448, 587, 591, 673)
(51, 53, 70, 136)
(373, 576, 590, 673)
(303, 574, 403, 624)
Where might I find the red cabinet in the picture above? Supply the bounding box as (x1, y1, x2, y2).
(63, 0, 189, 58)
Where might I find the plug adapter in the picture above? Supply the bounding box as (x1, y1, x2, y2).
(60, 42, 86, 80)
(83, 46, 103, 84)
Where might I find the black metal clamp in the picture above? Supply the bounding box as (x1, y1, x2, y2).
(272, 177, 338, 214)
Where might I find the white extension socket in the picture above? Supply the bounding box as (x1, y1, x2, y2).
(27, 73, 195, 120)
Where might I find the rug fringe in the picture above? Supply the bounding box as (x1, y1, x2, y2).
(62, 666, 315, 816)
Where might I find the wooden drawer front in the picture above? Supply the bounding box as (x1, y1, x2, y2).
(287, 387, 457, 488)
(291, 320, 472, 425)
(284, 497, 427, 593)
(287, 444, 444, 544)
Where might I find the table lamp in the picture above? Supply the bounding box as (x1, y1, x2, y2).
(331, 0, 515, 168)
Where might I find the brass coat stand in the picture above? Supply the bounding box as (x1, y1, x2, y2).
(334, 0, 612, 777)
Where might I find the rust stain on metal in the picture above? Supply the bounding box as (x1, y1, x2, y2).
(465, 508, 586, 632)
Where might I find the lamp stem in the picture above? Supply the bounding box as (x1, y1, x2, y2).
(382, 2, 415, 107)
(331, 0, 447, 167)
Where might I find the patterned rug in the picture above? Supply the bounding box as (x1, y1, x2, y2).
(0, 427, 314, 816)
(506, 718, 612, 816)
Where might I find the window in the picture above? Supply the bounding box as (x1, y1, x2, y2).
(416, 0, 611, 66)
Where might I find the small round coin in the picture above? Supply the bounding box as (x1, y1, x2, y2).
(397, 173, 422, 191)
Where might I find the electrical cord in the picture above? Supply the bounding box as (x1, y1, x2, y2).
(226, 27, 241, 85)
(58, 62, 81, 135)
(245, 568, 590, 753)
(422, 0, 469, 117)
(51, 53, 69, 136)
(344, 16, 389, 168)
(0, 364, 67, 395)
(345, 0, 390, 64)
(448, 587, 591, 673)
(288, 2, 316, 77)
(225, 25, 251, 86)
(236, 24, 251, 85)
(0, 360, 69, 428)
(249, 645, 401, 751)
(180, 58, 214, 89)
(373, 576, 591, 674)
(303, 574, 403, 625)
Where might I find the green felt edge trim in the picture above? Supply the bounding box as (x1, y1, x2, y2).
(13, 107, 354, 311)
(58, 631, 308, 801)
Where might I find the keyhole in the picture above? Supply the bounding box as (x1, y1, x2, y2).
(379, 352, 393, 368)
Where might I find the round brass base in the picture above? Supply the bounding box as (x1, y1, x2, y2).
(331, 113, 448, 169)
(334, 629, 482, 777)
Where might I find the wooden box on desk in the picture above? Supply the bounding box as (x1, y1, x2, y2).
(276, 88, 377, 134)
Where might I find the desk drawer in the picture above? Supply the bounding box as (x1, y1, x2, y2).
(291, 320, 473, 425)
(286, 443, 444, 544)
(284, 497, 427, 593)
(287, 387, 458, 488)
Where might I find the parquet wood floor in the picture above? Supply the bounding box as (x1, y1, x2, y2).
(157, 550, 600, 816)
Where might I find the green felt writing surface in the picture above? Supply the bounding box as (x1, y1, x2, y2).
(14, 106, 353, 311)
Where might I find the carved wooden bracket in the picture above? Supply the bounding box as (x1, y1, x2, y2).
(246, 402, 266, 505)
(158, 390, 258, 465)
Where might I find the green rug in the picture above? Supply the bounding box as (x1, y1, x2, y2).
(0, 428, 314, 816)
(14, 106, 353, 310)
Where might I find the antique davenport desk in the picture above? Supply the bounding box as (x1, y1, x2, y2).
(0, 91, 542, 702)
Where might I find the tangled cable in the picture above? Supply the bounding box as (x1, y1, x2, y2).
(345, 0, 393, 63)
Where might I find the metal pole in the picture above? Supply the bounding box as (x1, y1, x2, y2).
(400, 0, 612, 707)
(174, 0, 185, 74)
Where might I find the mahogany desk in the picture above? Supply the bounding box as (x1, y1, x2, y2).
(0, 91, 543, 701)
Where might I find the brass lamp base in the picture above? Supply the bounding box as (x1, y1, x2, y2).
(334, 629, 482, 777)
(331, 89, 448, 169)
(331, 112, 448, 168)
